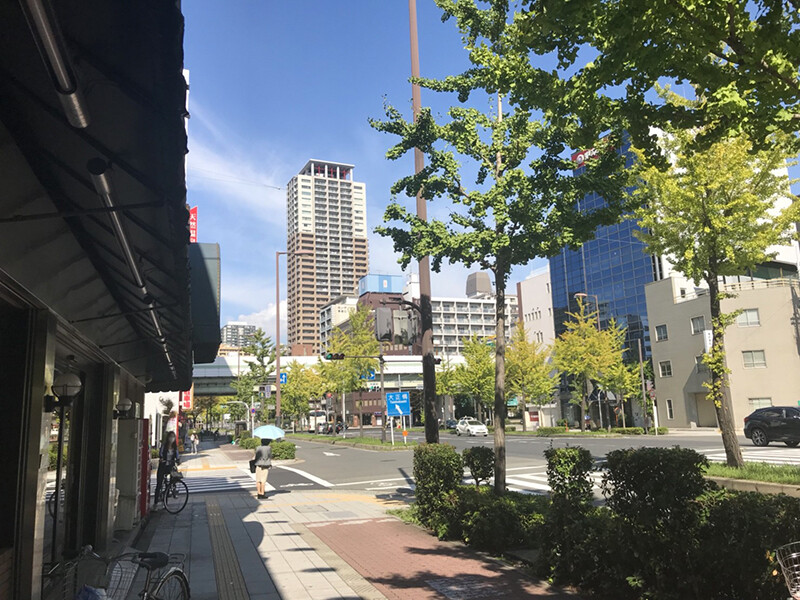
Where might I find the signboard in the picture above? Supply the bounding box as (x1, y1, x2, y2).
(180, 386, 193, 411)
(280, 372, 287, 384)
(386, 391, 411, 416)
(250, 408, 256, 415)
(703, 329, 713, 354)
(359, 370, 376, 381)
(571, 147, 598, 167)
(189, 206, 198, 242)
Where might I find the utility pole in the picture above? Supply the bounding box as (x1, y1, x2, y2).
(380, 351, 387, 443)
(408, 0, 438, 444)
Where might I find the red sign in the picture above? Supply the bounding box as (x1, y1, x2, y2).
(189, 206, 198, 242)
(571, 147, 599, 167)
(181, 387, 193, 411)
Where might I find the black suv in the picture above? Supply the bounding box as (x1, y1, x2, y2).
(744, 406, 800, 447)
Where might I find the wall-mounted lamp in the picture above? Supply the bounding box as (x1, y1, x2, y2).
(115, 397, 133, 419)
(44, 371, 82, 412)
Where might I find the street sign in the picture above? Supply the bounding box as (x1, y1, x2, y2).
(250, 408, 256, 414)
(386, 391, 411, 416)
(360, 370, 376, 381)
(280, 372, 287, 384)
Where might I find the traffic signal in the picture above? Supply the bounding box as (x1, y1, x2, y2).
(325, 352, 345, 360)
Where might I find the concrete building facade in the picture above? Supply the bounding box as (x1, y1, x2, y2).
(286, 160, 369, 355)
(319, 296, 359, 351)
(220, 321, 256, 348)
(646, 274, 800, 430)
(516, 266, 555, 346)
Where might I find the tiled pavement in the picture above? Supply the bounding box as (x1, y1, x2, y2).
(132, 487, 582, 600)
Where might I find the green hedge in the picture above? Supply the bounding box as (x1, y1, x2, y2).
(271, 441, 295, 460)
(48, 444, 68, 471)
(535, 426, 570, 436)
(462, 446, 494, 487)
(610, 427, 645, 435)
(412, 444, 462, 533)
(238, 437, 259, 450)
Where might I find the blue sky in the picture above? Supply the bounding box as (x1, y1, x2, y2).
(183, 1, 550, 341)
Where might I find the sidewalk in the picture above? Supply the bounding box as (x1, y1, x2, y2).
(132, 453, 581, 599)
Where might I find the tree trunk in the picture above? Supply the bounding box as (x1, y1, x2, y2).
(493, 264, 507, 495)
(707, 275, 744, 467)
(580, 375, 587, 431)
(358, 389, 364, 437)
(521, 396, 527, 432)
(421, 293, 439, 444)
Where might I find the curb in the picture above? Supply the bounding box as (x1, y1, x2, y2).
(707, 476, 800, 497)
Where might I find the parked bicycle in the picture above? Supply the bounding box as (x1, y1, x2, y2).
(47, 478, 66, 518)
(57, 544, 189, 600)
(155, 467, 189, 514)
(778, 541, 800, 599)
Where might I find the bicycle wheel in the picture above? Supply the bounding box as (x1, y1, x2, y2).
(163, 479, 189, 514)
(151, 568, 190, 600)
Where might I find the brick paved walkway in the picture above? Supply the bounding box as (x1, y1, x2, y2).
(308, 518, 580, 599)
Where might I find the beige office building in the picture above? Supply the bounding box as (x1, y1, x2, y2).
(286, 160, 369, 355)
(646, 273, 800, 430)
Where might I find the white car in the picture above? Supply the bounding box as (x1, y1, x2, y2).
(456, 418, 488, 437)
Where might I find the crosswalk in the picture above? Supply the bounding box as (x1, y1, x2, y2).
(705, 446, 800, 466)
(463, 469, 606, 496)
(150, 473, 256, 495)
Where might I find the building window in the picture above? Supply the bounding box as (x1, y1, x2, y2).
(658, 360, 673, 377)
(736, 308, 760, 327)
(748, 397, 772, 409)
(695, 356, 708, 373)
(655, 324, 668, 341)
(690, 316, 705, 335)
(742, 350, 767, 369)
(666, 398, 674, 420)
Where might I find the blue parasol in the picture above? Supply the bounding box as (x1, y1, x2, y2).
(252, 424, 285, 440)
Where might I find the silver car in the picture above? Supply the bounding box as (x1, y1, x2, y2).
(456, 418, 488, 437)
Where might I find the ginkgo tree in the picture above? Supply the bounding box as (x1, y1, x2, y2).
(633, 129, 799, 467)
(280, 361, 325, 429)
(506, 324, 557, 431)
(372, 9, 632, 494)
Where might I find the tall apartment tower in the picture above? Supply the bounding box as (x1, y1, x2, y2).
(286, 160, 369, 355)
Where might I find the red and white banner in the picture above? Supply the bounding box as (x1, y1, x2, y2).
(189, 206, 198, 242)
(571, 147, 599, 167)
(180, 386, 193, 411)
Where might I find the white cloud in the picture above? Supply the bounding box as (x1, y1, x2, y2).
(236, 300, 287, 343)
(186, 102, 288, 227)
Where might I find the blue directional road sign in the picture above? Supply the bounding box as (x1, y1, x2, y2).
(385, 391, 411, 416)
(279, 372, 287, 384)
(359, 370, 376, 381)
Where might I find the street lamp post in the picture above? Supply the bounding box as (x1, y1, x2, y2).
(275, 249, 314, 426)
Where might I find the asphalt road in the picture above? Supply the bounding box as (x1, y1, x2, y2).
(187, 432, 800, 498)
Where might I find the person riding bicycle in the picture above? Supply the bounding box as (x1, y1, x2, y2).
(154, 431, 180, 509)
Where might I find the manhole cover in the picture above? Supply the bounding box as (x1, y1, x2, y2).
(427, 576, 499, 599)
(294, 505, 328, 513)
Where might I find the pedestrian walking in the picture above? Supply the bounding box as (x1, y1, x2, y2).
(154, 431, 180, 509)
(190, 432, 198, 454)
(253, 438, 272, 499)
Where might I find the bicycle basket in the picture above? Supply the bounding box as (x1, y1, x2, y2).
(777, 542, 800, 599)
(171, 468, 184, 479)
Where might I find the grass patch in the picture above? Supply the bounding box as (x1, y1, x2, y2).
(387, 505, 423, 526)
(286, 433, 417, 449)
(704, 461, 800, 485)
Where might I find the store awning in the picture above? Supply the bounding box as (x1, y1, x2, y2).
(0, 0, 196, 391)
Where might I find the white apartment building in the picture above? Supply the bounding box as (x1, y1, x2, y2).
(286, 160, 369, 355)
(516, 265, 555, 346)
(430, 295, 518, 355)
(220, 321, 256, 348)
(319, 295, 359, 350)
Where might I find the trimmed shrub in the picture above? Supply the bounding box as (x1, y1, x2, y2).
(271, 441, 295, 460)
(539, 447, 596, 584)
(654, 426, 669, 435)
(556, 418, 568, 427)
(462, 446, 494, 487)
(237, 429, 251, 440)
(239, 437, 259, 450)
(610, 426, 644, 435)
(412, 444, 463, 531)
(150, 447, 159, 460)
(535, 426, 569, 436)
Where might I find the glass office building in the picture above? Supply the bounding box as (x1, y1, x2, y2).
(549, 144, 671, 418)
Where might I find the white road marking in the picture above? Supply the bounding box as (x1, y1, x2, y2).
(275, 465, 334, 488)
(322, 451, 340, 457)
(333, 476, 412, 487)
(280, 483, 314, 488)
